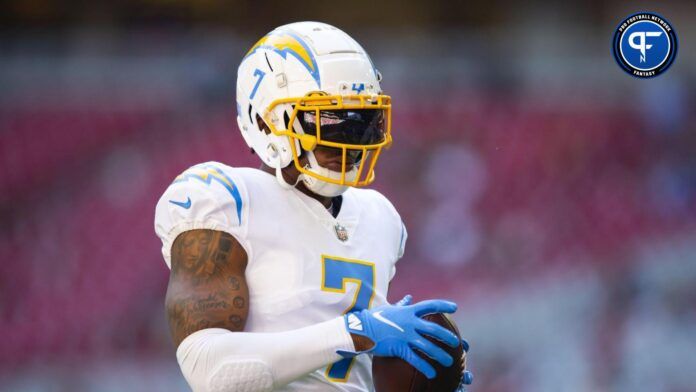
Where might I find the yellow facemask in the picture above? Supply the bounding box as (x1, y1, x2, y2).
(263, 92, 392, 187)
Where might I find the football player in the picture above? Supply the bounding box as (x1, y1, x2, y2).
(155, 21, 473, 391)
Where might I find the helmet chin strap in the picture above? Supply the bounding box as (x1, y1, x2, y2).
(274, 157, 300, 190)
(274, 151, 356, 198)
(300, 151, 355, 197)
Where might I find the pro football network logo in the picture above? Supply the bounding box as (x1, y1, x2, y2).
(612, 12, 677, 78)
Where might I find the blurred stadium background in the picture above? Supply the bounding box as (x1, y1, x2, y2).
(1, 1, 695, 391)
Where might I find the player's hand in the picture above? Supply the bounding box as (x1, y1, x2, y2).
(457, 338, 474, 390)
(339, 294, 460, 379)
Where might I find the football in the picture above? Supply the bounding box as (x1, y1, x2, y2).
(372, 313, 466, 392)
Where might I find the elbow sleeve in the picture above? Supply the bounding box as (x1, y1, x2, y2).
(176, 317, 354, 392)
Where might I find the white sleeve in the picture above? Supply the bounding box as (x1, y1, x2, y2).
(389, 220, 407, 282)
(370, 190, 406, 281)
(154, 162, 250, 268)
(397, 220, 408, 260)
(176, 317, 355, 392)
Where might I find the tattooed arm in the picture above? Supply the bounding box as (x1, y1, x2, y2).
(165, 230, 356, 391)
(166, 229, 248, 347)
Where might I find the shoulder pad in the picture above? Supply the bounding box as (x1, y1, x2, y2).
(154, 162, 249, 268)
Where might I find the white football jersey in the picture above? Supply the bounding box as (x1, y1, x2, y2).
(154, 161, 407, 391)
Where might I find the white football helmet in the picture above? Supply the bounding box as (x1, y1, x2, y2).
(236, 21, 392, 197)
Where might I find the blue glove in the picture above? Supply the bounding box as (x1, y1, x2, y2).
(457, 338, 474, 390)
(340, 294, 460, 379)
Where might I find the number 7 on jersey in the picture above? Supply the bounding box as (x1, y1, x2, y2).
(321, 255, 376, 382)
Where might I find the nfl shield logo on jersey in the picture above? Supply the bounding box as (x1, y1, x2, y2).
(334, 223, 349, 242)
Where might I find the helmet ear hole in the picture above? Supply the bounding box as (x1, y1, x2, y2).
(283, 111, 290, 130)
(255, 114, 271, 135)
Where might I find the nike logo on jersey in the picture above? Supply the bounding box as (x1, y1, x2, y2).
(169, 197, 192, 209)
(347, 313, 363, 331)
(373, 311, 404, 332)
